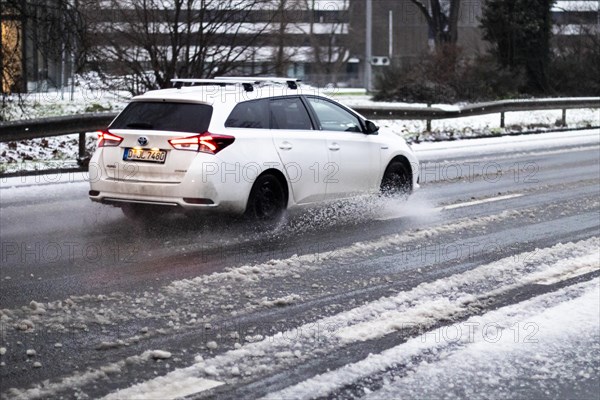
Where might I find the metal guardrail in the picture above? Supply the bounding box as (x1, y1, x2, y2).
(0, 113, 117, 162)
(0, 97, 598, 174)
(353, 97, 600, 130)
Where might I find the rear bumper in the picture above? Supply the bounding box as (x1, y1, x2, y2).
(88, 150, 254, 213)
(89, 191, 217, 208)
(88, 182, 245, 213)
(89, 174, 249, 214)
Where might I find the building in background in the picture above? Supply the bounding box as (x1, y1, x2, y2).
(1, 1, 25, 92)
(552, 0, 599, 43)
(1, 0, 81, 94)
(3, 0, 599, 93)
(82, 0, 487, 90)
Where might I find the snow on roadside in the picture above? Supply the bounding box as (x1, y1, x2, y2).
(267, 277, 600, 400)
(372, 108, 599, 143)
(364, 281, 600, 400)
(412, 128, 600, 162)
(0, 76, 128, 122)
(101, 238, 598, 400)
(332, 93, 599, 142)
(3, 351, 172, 400)
(333, 252, 599, 344)
(0, 134, 97, 173)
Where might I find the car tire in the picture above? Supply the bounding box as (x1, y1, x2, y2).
(245, 174, 287, 222)
(380, 161, 412, 198)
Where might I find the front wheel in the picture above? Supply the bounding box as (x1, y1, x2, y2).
(245, 174, 287, 222)
(380, 161, 412, 198)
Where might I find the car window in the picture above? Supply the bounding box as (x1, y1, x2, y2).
(306, 97, 363, 133)
(225, 99, 270, 129)
(110, 101, 213, 133)
(269, 97, 313, 130)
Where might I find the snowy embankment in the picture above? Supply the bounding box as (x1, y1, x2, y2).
(1, 88, 598, 173)
(336, 95, 600, 142)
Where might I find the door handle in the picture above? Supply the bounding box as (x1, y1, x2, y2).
(279, 142, 293, 150)
(329, 143, 340, 151)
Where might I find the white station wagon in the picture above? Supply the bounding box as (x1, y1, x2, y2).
(89, 77, 420, 220)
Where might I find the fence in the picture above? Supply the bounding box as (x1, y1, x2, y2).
(352, 97, 600, 131)
(0, 97, 598, 175)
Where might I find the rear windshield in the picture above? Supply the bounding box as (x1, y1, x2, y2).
(110, 101, 213, 133)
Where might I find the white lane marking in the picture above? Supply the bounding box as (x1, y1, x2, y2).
(435, 193, 524, 211)
(103, 377, 224, 400)
(535, 264, 599, 285)
(376, 193, 523, 221)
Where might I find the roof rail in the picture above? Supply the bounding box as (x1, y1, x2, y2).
(216, 76, 301, 89)
(171, 78, 255, 92)
(171, 77, 300, 91)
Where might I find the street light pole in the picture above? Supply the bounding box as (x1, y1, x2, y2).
(365, 0, 372, 92)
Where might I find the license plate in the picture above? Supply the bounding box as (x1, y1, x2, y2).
(123, 148, 167, 163)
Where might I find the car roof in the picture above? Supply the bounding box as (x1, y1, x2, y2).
(131, 83, 333, 106)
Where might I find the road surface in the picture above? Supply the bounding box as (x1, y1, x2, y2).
(0, 130, 598, 399)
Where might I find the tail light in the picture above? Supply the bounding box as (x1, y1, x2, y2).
(168, 132, 235, 154)
(97, 130, 123, 147)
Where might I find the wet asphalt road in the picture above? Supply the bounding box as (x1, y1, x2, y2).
(0, 131, 598, 398)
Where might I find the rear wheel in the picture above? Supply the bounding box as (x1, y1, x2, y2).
(245, 174, 287, 222)
(380, 161, 412, 198)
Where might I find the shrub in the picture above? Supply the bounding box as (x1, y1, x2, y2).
(549, 30, 600, 96)
(373, 46, 527, 103)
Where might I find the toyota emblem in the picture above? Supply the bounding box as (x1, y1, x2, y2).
(137, 136, 149, 146)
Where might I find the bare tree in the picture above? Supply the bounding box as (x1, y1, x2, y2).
(82, 0, 277, 93)
(301, 0, 350, 85)
(269, 0, 303, 77)
(409, 0, 461, 47)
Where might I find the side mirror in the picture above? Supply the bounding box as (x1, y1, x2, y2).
(365, 120, 379, 135)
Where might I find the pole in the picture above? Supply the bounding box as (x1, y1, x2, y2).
(21, 0, 28, 92)
(389, 10, 393, 58)
(365, 0, 372, 92)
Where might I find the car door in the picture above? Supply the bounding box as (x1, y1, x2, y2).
(270, 96, 328, 205)
(305, 96, 381, 199)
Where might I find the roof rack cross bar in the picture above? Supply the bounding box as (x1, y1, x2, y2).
(215, 76, 301, 89)
(170, 78, 256, 91)
(170, 77, 300, 91)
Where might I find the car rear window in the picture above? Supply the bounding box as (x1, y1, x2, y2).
(110, 101, 213, 133)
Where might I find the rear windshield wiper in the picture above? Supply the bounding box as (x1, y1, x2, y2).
(125, 122, 154, 129)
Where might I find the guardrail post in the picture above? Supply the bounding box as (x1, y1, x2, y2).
(500, 112, 505, 128)
(426, 103, 432, 132)
(78, 132, 86, 160)
(561, 109, 567, 126)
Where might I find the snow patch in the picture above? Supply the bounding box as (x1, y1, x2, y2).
(149, 350, 172, 360)
(106, 239, 599, 400)
(102, 376, 223, 400)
